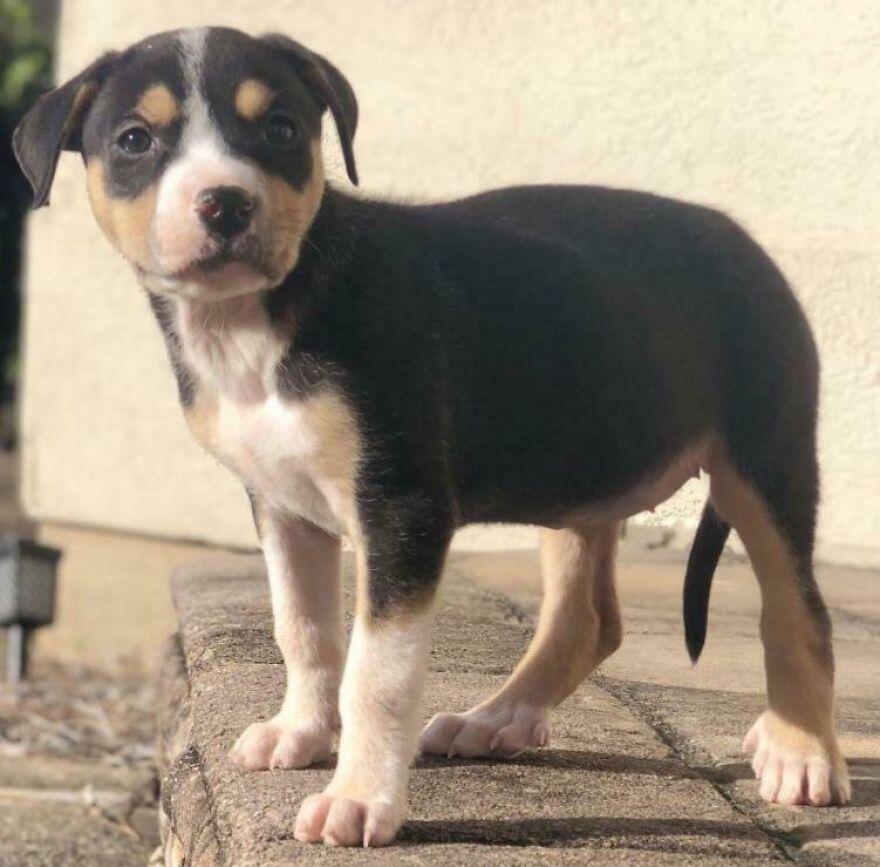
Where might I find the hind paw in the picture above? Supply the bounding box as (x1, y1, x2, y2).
(419, 703, 549, 759)
(743, 711, 850, 806)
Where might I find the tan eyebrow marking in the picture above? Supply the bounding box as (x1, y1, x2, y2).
(135, 84, 179, 126)
(235, 78, 274, 120)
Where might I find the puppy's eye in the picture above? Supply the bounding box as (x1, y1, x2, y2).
(116, 126, 153, 155)
(264, 114, 301, 147)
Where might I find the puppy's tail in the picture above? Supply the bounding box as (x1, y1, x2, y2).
(683, 501, 731, 663)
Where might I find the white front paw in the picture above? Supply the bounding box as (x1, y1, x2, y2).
(294, 789, 403, 847)
(230, 715, 335, 771)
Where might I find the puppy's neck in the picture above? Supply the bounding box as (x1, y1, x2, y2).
(174, 292, 285, 403)
(150, 188, 358, 405)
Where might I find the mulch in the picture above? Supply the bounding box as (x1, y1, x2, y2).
(0, 659, 155, 770)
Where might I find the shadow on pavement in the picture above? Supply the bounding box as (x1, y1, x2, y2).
(399, 815, 770, 849)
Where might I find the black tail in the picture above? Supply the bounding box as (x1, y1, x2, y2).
(683, 501, 731, 662)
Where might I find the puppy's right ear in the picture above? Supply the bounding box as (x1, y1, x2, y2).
(12, 52, 119, 209)
(260, 34, 359, 186)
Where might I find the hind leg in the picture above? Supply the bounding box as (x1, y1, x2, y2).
(710, 456, 849, 806)
(420, 522, 622, 758)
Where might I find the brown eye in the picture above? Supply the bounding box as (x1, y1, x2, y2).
(264, 114, 300, 147)
(116, 126, 153, 155)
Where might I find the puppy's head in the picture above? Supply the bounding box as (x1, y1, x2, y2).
(13, 27, 358, 299)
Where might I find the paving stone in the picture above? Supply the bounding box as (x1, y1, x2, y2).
(0, 799, 157, 867)
(159, 555, 787, 865)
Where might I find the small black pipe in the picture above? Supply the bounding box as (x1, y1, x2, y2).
(5, 623, 28, 684)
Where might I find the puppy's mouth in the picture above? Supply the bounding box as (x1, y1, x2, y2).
(173, 235, 264, 280)
(138, 234, 280, 300)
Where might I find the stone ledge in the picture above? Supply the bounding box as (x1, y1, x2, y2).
(156, 554, 782, 866)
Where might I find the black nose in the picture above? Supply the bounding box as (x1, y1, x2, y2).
(195, 186, 255, 239)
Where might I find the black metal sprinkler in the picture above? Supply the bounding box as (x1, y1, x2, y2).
(0, 537, 61, 684)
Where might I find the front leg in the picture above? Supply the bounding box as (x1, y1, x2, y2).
(295, 495, 452, 847)
(230, 502, 344, 770)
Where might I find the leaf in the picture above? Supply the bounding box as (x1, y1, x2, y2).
(0, 50, 48, 107)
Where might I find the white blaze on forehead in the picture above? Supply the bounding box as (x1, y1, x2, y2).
(179, 28, 212, 145)
(152, 28, 264, 275)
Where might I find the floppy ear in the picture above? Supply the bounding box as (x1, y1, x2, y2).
(260, 34, 359, 186)
(12, 52, 119, 209)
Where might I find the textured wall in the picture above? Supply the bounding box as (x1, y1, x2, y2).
(20, 1, 880, 563)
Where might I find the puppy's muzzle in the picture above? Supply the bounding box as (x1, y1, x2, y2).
(196, 186, 256, 241)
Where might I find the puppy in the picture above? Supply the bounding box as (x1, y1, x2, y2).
(14, 26, 849, 848)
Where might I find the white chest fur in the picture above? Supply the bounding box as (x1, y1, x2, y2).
(215, 393, 341, 531)
(175, 295, 359, 536)
(177, 293, 283, 402)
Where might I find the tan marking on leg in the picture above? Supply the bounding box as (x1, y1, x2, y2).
(301, 388, 360, 485)
(183, 390, 218, 452)
(234, 78, 274, 120)
(302, 388, 361, 502)
(297, 387, 370, 614)
(516, 522, 622, 703)
(420, 522, 622, 759)
(710, 458, 832, 734)
(591, 525, 624, 661)
(709, 454, 849, 804)
(135, 83, 179, 127)
(86, 160, 158, 269)
(262, 139, 325, 279)
(304, 382, 444, 621)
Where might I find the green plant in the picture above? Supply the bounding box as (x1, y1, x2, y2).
(0, 0, 51, 108)
(0, 0, 52, 445)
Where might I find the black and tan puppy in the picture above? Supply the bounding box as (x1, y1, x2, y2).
(14, 26, 849, 847)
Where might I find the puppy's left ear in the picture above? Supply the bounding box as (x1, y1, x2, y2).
(261, 34, 359, 186)
(13, 51, 119, 209)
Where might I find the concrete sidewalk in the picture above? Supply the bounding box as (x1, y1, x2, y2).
(158, 549, 880, 865)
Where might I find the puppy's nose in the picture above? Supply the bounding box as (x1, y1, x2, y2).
(195, 186, 255, 239)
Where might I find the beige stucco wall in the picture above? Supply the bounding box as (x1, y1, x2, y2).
(20, 1, 880, 565)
